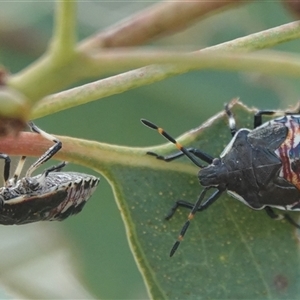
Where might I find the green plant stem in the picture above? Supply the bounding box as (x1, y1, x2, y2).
(8, 1, 78, 103)
(82, 49, 300, 76)
(50, 0, 77, 57)
(8, 21, 300, 108)
(203, 20, 300, 52)
(0, 132, 197, 176)
(31, 49, 300, 119)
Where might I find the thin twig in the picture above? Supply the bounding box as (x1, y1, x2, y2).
(79, 0, 242, 51)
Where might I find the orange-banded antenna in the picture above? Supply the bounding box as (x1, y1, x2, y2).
(141, 119, 205, 168)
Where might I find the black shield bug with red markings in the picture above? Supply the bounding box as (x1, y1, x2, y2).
(0, 122, 99, 225)
(141, 103, 300, 256)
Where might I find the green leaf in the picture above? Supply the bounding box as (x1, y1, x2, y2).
(106, 100, 300, 299)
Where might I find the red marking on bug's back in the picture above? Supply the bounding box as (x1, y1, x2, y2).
(276, 118, 300, 190)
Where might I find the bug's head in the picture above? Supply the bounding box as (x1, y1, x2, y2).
(198, 158, 228, 187)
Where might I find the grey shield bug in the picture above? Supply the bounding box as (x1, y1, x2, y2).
(141, 103, 300, 256)
(0, 122, 99, 225)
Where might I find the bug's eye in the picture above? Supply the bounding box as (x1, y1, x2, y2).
(212, 158, 221, 166)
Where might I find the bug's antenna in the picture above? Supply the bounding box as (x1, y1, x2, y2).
(141, 119, 205, 168)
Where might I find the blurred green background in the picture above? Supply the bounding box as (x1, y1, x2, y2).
(1, 1, 300, 299)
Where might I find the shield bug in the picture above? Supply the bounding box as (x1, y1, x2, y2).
(141, 103, 300, 256)
(0, 122, 99, 225)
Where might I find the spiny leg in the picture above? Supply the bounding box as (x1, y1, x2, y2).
(141, 119, 212, 167)
(170, 187, 224, 257)
(264, 206, 300, 229)
(26, 122, 62, 177)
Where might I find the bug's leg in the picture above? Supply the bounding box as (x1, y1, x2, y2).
(282, 214, 300, 229)
(34, 162, 67, 187)
(169, 187, 224, 257)
(264, 206, 283, 220)
(224, 103, 237, 137)
(43, 161, 67, 177)
(0, 154, 11, 186)
(165, 200, 195, 220)
(10, 155, 27, 185)
(147, 147, 213, 164)
(254, 103, 300, 128)
(141, 119, 213, 167)
(264, 206, 300, 229)
(25, 122, 62, 177)
(165, 190, 223, 220)
(254, 110, 277, 128)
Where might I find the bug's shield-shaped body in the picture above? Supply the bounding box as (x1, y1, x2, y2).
(0, 172, 99, 225)
(199, 115, 300, 211)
